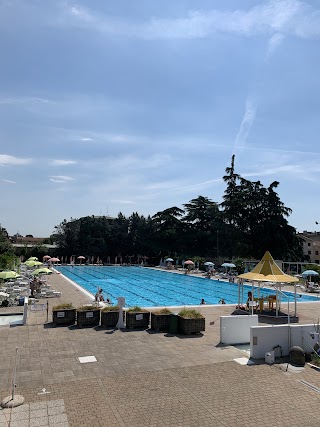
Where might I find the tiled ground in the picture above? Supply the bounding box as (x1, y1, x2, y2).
(0, 399, 68, 427)
(1, 270, 320, 426)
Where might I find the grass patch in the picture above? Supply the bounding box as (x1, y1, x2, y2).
(52, 303, 73, 311)
(101, 305, 119, 312)
(311, 353, 320, 367)
(77, 305, 100, 312)
(178, 308, 203, 319)
(152, 308, 172, 315)
(127, 306, 148, 313)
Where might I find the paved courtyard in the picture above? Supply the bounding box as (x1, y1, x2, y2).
(1, 271, 320, 426)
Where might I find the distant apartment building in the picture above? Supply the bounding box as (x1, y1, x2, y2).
(10, 234, 57, 249)
(298, 231, 320, 264)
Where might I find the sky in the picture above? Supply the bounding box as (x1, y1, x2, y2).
(1, 0, 320, 237)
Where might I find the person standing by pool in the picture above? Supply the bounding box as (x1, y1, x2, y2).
(200, 298, 206, 305)
(95, 288, 104, 301)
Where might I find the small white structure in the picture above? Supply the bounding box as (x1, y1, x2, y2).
(220, 315, 259, 345)
(116, 297, 125, 329)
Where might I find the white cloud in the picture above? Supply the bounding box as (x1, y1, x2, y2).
(111, 199, 136, 205)
(49, 175, 74, 183)
(233, 97, 256, 150)
(50, 159, 77, 166)
(1, 179, 16, 184)
(244, 162, 320, 182)
(0, 96, 51, 105)
(266, 32, 285, 59)
(81, 137, 93, 142)
(0, 154, 32, 166)
(62, 1, 320, 41)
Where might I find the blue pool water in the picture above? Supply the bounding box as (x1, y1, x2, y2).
(55, 266, 319, 307)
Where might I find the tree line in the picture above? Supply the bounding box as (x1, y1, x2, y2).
(51, 156, 305, 264)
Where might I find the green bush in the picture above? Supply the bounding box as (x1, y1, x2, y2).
(311, 353, 320, 367)
(153, 308, 172, 315)
(178, 308, 203, 319)
(127, 306, 148, 313)
(101, 305, 119, 312)
(77, 305, 100, 312)
(52, 303, 73, 311)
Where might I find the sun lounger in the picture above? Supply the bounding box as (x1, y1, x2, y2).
(40, 289, 61, 298)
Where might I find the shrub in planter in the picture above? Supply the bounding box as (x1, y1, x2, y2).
(52, 303, 76, 326)
(101, 305, 123, 328)
(151, 308, 172, 332)
(76, 305, 101, 327)
(177, 308, 205, 335)
(126, 306, 150, 329)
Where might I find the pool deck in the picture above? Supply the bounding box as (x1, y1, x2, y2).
(1, 270, 320, 426)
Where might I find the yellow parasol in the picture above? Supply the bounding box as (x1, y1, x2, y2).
(238, 251, 298, 283)
(238, 251, 299, 317)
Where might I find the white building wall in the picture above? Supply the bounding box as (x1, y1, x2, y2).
(250, 324, 317, 359)
(220, 315, 259, 345)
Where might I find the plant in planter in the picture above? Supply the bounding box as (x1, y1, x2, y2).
(151, 308, 172, 332)
(126, 306, 150, 330)
(52, 303, 76, 326)
(177, 308, 205, 335)
(101, 305, 122, 328)
(76, 305, 101, 327)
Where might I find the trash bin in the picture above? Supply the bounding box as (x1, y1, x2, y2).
(265, 351, 275, 365)
(169, 314, 178, 334)
(18, 297, 25, 306)
(289, 346, 305, 367)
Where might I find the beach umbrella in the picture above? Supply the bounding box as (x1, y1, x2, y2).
(165, 258, 174, 262)
(221, 262, 236, 268)
(32, 268, 53, 276)
(49, 257, 60, 263)
(302, 270, 319, 282)
(77, 255, 85, 265)
(27, 257, 38, 261)
(184, 260, 194, 270)
(301, 270, 319, 277)
(238, 251, 299, 316)
(43, 255, 51, 260)
(204, 262, 215, 266)
(24, 260, 43, 267)
(0, 271, 21, 280)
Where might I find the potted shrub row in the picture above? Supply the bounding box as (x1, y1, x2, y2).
(52, 303, 205, 334)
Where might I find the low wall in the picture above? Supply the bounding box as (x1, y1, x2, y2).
(220, 315, 259, 345)
(250, 324, 317, 359)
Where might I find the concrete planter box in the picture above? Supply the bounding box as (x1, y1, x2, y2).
(150, 313, 171, 332)
(52, 308, 76, 326)
(76, 309, 100, 327)
(177, 316, 205, 335)
(126, 311, 150, 329)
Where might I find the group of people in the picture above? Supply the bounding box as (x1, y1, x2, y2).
(200, 298, 226, 305)
(95, 288, 111, 304)
(30, 277, 42, 297)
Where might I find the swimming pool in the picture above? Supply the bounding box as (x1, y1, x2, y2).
(55, 266, 319, 307)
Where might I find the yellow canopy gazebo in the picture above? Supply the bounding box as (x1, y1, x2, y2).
(238, 251, 299, 316)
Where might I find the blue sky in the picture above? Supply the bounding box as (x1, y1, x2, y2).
(1, 0, 320, 237)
